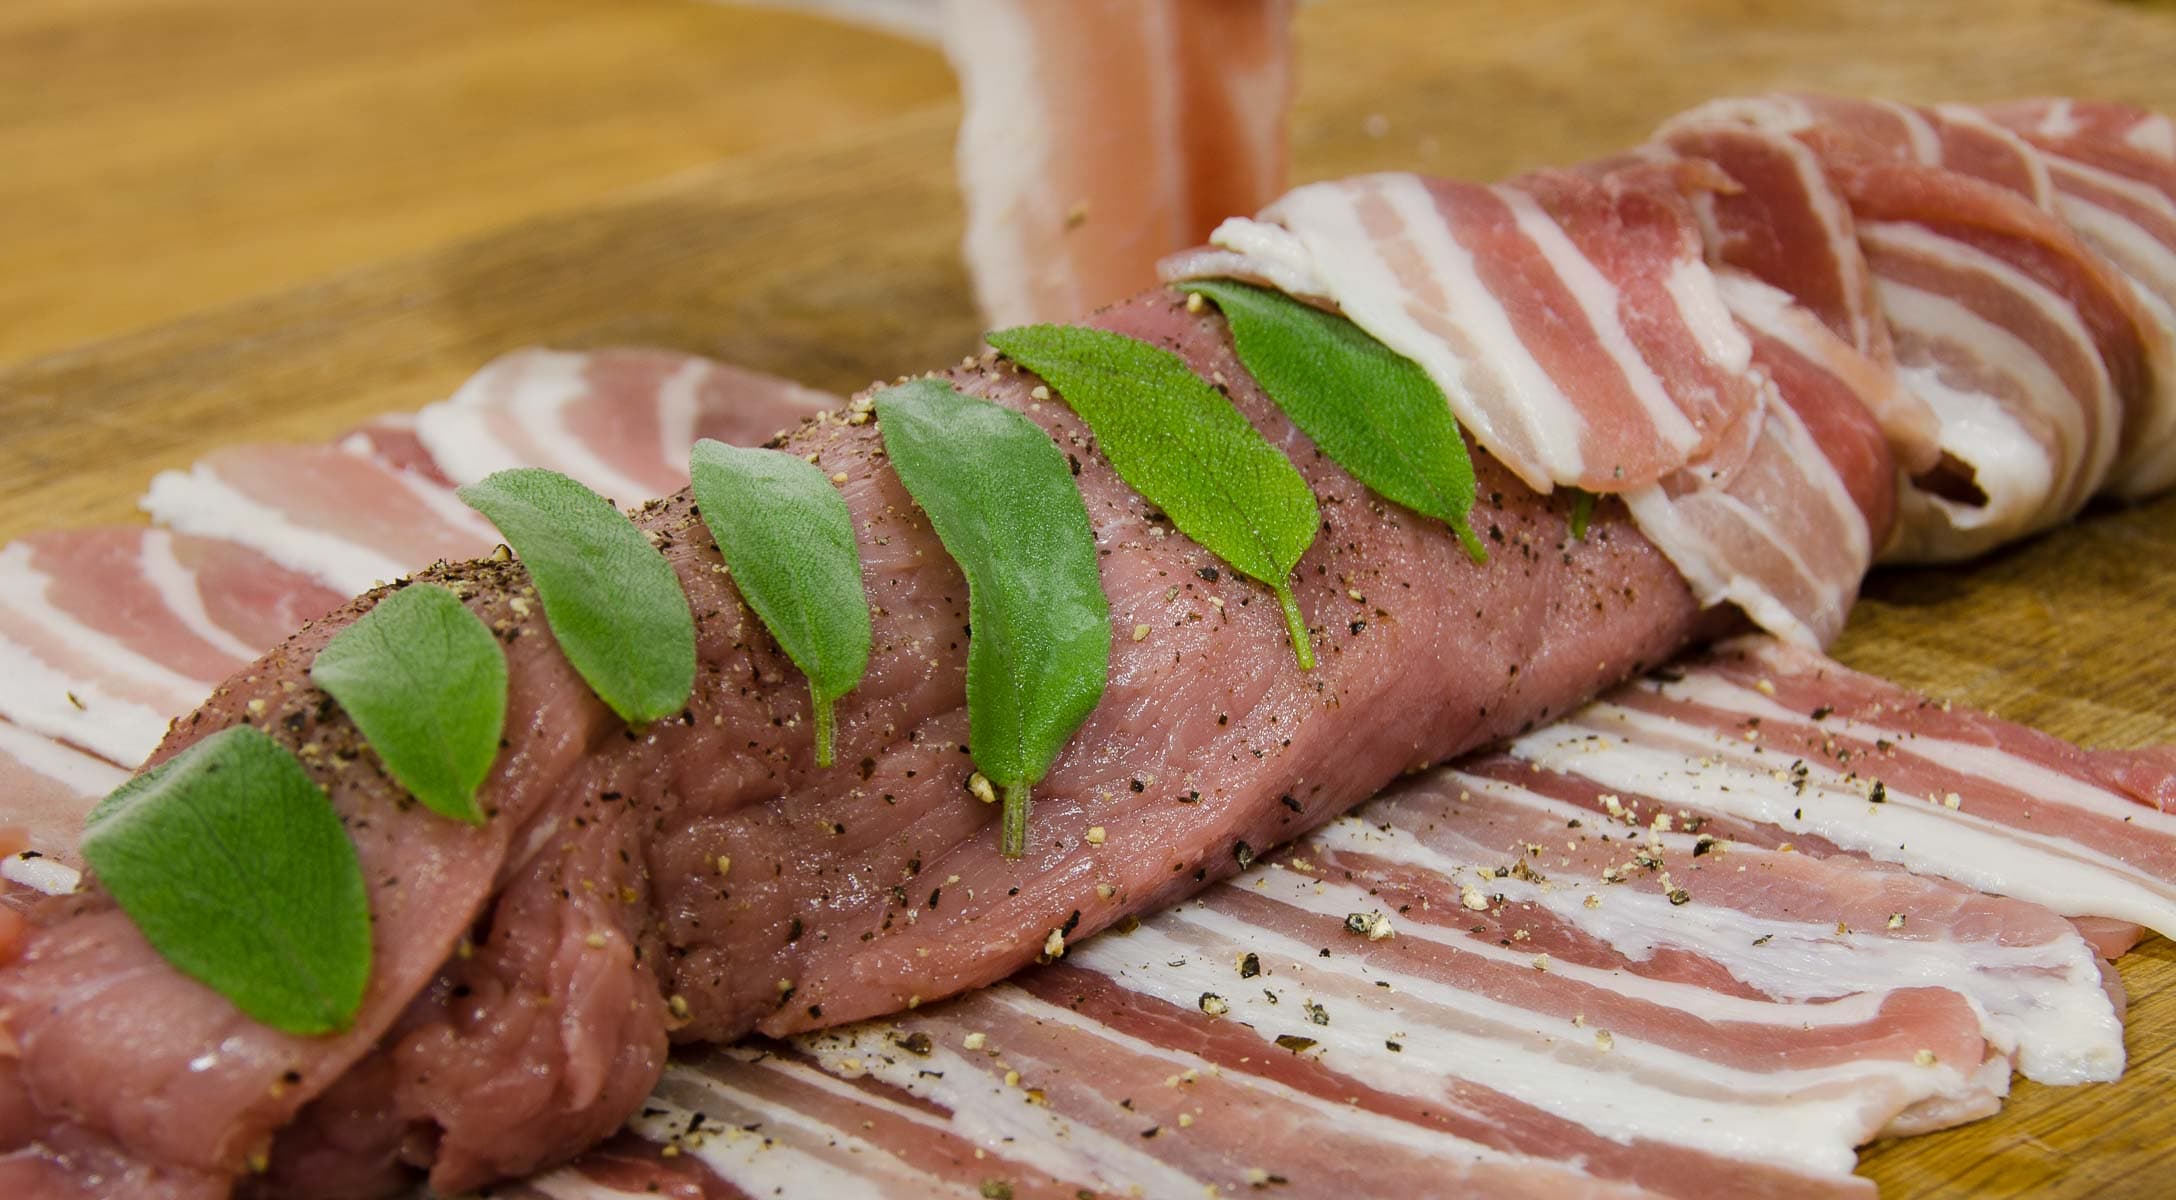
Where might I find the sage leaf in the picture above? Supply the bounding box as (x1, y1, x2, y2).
(457, 468, 695, 725)
(80, 726, 372, 1035)
(984, 324, 1321, 669)
(875, 379, 1110, 857)
(689, 439, 872, 768)
(309, 582, 504, 824)
(1570, 489, 1595, 541)
(1180, 279, 1487, 563)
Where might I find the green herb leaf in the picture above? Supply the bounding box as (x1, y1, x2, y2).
(1180, 280, 1487, 564)
(689, 439, 872, 768)
(309, 582, 505, 824)
(80, 726, 372, 1035)
(875, 379, 1110, 857)
(457, 468, 695, 724)
(984, 324, 1321, 669)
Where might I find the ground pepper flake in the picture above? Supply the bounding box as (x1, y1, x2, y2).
(1343, 910, 1395, 940)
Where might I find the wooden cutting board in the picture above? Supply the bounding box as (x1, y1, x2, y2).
(0, 0, 2171, 1194)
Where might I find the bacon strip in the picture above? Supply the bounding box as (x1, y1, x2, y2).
(413, 348, 836, 501)
(0, 529, 343, 765)
(621, 926, 1960, 1199)
(1171, 92, 2176, 643)
(1166, 166, 1874, 646)
(1510, 637, 2176, 942)
(1171, 170, 1759, 496)
(1415, 764, 2123, 1086)
(141, 443, 499, 595)
(1657, 94, 2164, 562)
(142, 352, 841, 600)
(0, 719, 120, 865)
(945, 0, 1296, 325)
(1982, 98, 2176, 495)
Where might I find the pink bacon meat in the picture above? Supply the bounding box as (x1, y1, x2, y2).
(0, 529, 343, 766)
(0, 719, 117, 867)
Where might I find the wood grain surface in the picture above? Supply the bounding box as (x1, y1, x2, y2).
(0, 0, 954, 363)
(1, 1, 2172, 1195)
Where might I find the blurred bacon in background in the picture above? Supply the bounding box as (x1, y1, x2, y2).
(0, 0, 1289, 370)
(940, 0, 1293, 323)
(755, 0, 1297, 324)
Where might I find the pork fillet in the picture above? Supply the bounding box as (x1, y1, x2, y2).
(0, 290, 1753, 1196)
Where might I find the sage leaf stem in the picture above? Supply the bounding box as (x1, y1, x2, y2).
(1570, 488, 1596, 541)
